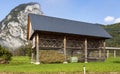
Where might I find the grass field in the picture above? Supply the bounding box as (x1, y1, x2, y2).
(0, 56, 120, 72)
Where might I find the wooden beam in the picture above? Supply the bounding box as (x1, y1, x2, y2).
(85, 38, 88, 63)
(35, 33, 40, 64)
(63, 36, 67, 63)
(114, 50, 116, 58)
(27, 16, 30, 40)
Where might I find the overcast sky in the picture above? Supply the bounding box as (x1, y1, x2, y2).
(0, 0, 120, 25)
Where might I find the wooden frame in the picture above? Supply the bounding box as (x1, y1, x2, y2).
(30, 32, 107, 64)
(105, 47, 120, 58)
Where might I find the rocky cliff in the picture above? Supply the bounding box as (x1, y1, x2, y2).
(0, 2, 43, 51)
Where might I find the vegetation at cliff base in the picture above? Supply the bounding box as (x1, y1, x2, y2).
(0, 45, 12, 64)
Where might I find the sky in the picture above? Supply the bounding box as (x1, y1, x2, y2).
(0, 0, 120, 25)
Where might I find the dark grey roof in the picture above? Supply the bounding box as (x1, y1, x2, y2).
(29, 14, 112, 39)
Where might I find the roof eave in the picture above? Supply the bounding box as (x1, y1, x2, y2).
(30, 30, 112, 39)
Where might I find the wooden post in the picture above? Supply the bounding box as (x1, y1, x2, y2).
(71, 50, 73, 57)
(31, 49, 34, 63)
(103, 40, 106, 58)
(63, 36, 67, 63)
(99, 49, 101, 58)
(114, 49, 116, 58)
(27, 16, 30, 40)
(35, 33, 40, 64)
(83, 65, 86, 74)
(85, 38, 88, 63)
(107, 50, 109, 58)
(31, 37, 35, 64)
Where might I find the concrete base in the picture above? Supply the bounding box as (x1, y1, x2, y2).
(30, 61, 34, 64)
(63, 61, 68, 64)
(84, 61, 88, 63)
(35, 62, 40, 65)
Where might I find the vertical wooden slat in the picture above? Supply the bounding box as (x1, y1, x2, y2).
(31, 49, 34, 63)
(85, 38, 88, 63)
(99, 49, 101, 58)
(71, 50, 73, 57)
(35, 33, 40, 64)
(103, 40, 106, 58)
(31, 37, 35, 64)
(107, 50, 109, 58)
(114, 49, 116, 58)
(63, 36, 67, 63)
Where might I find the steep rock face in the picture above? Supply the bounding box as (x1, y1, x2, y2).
(0, 2, 43, 51)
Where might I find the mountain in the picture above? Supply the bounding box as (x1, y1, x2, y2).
(103, 23, 120, 47)
(0, 2, 43, 51)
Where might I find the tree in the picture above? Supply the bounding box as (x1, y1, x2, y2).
(102, 23, 120, 47)
(13, 43, 32, 56)
(0, 45, 12, 64)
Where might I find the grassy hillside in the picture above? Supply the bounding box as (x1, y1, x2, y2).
(103, 23, 120, 47)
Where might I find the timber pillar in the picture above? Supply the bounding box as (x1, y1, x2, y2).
(107, 50, 109, 58)
(99, 49, 102, 58)
(103, 40, 106, 58)
(31, 49, 34, 64)
(84, 38, 88, 63)
(114, 49, 116, 58)
(63, 36, 67, 63)
(35, 33, 40, 64)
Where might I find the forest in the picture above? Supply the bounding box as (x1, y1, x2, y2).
(103, 23, 120, 47)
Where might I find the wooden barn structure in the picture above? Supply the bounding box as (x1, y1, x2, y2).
(27, 14, 111, 64)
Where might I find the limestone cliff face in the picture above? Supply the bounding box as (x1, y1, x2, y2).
(0, 2, 43, 51)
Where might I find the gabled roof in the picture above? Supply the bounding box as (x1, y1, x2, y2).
(29, 14, 112, 39)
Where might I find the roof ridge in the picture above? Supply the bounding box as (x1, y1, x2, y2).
(29, 13, 100, 26)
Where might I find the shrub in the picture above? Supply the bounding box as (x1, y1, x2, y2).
(0, 45, 12, 64)
(14, 43, 32, 56)
(14, 47, 27, 56)
(40, 50, 65, 64)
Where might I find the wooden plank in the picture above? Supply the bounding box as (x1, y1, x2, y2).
(66, 47, 81, 49)
(35, 33, 40, 64)
(85, 38, 88, 63)
(99, 49, 102, 58)
(87, 48, 101, 50)
(39, 47, 62, 49)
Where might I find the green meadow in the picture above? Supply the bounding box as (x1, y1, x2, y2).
(0, 56, 120, 72)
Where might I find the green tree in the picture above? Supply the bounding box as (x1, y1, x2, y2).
(14, 43, 32, 56)
(0, 45, 12, 64)
(102, 23, 120, 47)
